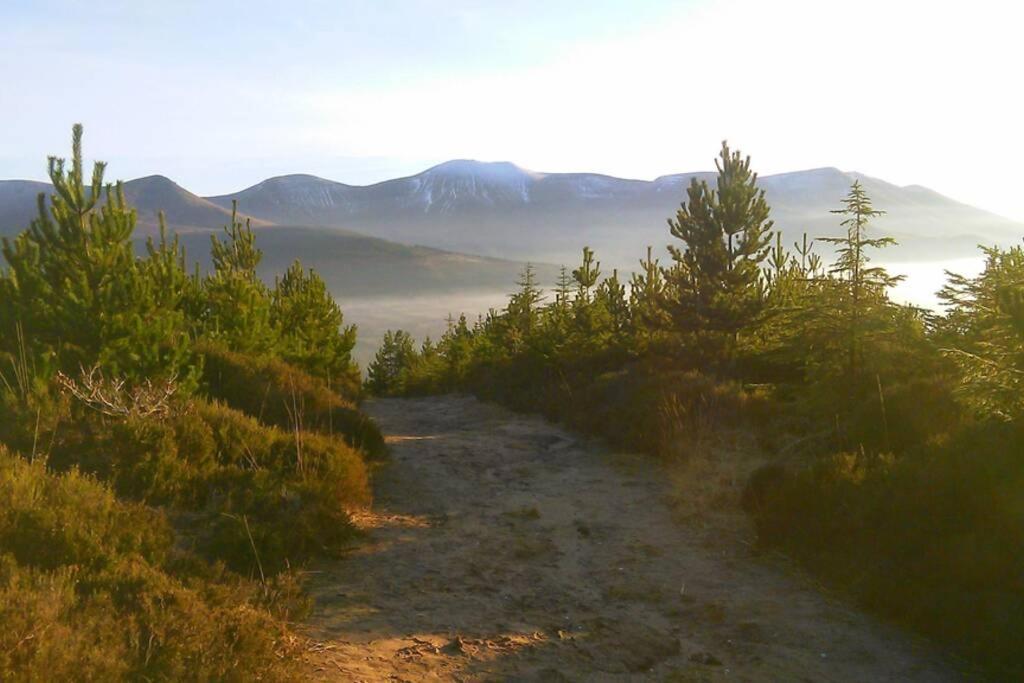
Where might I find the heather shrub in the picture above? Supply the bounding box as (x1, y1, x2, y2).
(38, 398, 370, 575)
(746, 422, 1024, 677)
(198, 342, 386, 460)
(0, 447, 302, 681)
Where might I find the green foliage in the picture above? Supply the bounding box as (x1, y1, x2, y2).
(199, 203, 278, 354)
(745, 422, 1024, 678)
(271, 260, 360, 391)
(0, 126, 195, 386)
(365, 329, 418, 396)
(629, 246, 669, 352)
(0, 446, 303, 681)
(571, 246, 601, 299)
(662, 141, 774, 361)
(816, 180, 905, 381)
(191, 401, 369, 574)
(0, 126, 375, 679)
(18, 386, 370, 576)
(506, 263, 546, 350)
(362, 139, 1024, 676)
(938, 244, 1024, 420)
(198, 341, 385, 459)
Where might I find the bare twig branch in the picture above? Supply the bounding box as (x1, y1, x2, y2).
(57, 365, 178, 419)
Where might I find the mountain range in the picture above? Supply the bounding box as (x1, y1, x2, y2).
(3, 161, 1021, 270)
(206, 161, 1023, 266)
(0, 175, 267, 238)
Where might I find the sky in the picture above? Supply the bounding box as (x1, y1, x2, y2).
(1, 0, 1022, 220)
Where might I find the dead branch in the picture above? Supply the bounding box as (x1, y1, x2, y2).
(56, 365, 178, 419)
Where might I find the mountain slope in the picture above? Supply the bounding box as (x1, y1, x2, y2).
(206, 162, 1024, 267)
(123, 175, 268, 233)
(0, 180, 52, 237)
(170, 225, 558, 298)
(0, 175, 264, 237)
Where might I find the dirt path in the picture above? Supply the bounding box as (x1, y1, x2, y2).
(302, 395, 960, 681)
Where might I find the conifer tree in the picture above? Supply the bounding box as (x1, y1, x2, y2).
(440, 313, 475, 384)
(554, 265, 574, 309)
(567, 248, 614, 355)
(201, 202, 277, 353)
(506, 263, 545, 347)
(366, 329, 417, 395)
(0, 125, 192, 382)
(629, 247, 667, 351)
(939, 244, 1024, 419)
(271, 260, 359, 390)
(819, 180, 903, 379)
(662, 141, 774, 362)
(572, 247, 601, 301)
(765, 233, 788, 289)
(793, 233, 822, 276)
(534, 266, 575, 360)
(596, 268, 630, 339)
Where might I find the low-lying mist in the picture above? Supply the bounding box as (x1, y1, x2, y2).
(339, 290, 513, 369)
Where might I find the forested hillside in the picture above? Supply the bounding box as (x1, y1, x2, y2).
(367, 142, 1024, 678)
(0, 127, 383, 679)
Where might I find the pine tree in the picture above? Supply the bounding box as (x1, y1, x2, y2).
(939, 244, 1024, 419)
(629, 246, 667, 351)
(506, 263, 545, 348)
(567, 248, 614, 356)
(819, 181, 903, 379)
(554, 265, 574, 309)
(0, 125, 192, 382)
(365, 329, 417, 395)
(438, 313, 475, 385)
(572, 247, 601, 301)
(271, 260, 359, 391)
(596, 268, 629, 340)
(662, 141, 774, 362)
(793, 233, 822, 277)
(200, 202, 277, 353)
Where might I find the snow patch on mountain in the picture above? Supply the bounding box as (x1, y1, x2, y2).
(402, 160, 539, 212)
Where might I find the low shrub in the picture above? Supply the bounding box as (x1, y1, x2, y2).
(194, 400, 369, 574)
(466, 355, 772, 461)
(0, 447, 303, 682)
(746, 422, 1024, 678)
(38, 398, 369, 576)
(197, 342, 386, 460)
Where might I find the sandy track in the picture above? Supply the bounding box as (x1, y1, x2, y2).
(302, 395, 960, 682)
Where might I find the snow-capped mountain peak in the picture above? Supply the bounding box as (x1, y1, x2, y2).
(407, 160, 539, 210)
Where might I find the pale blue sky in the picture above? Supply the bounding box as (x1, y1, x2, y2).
(1, 0, 1022, 219)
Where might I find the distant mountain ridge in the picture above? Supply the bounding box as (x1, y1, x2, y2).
(204, 161, 1023, 266)
(0, 175, 265, 238)
(3, 161, 1021, 266)
(122, 175, 269, 233)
